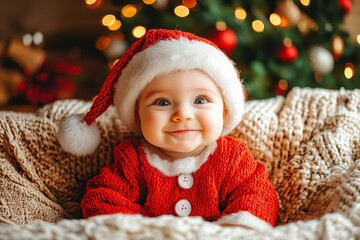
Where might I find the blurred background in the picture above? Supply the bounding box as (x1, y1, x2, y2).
(0, 0, 359, 111)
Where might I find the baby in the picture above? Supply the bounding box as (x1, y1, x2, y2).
(58, 29, 279, 232)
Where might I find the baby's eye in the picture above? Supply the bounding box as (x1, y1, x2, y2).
(194, 96, 208, 104)
(155, 98, 171, 106)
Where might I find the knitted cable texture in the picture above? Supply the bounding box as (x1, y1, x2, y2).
(0, 87, 359, 239)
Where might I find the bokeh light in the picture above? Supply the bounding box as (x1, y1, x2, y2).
(344, 63, 355, 79)
(132, 26, 147, 38)
(108, 20, 122, 31)
(235, 7, 246, 21)
(278, 79, 288, 90)
(143, 0, 155, 4)
(216, 21, 227, 31)
(121, 4, 137, 18)
(252, 20, 265, 32)
(102, 14, 116, 26)
(269, 13, 281, 26)
(174, 5, 190, 17)
(85, 0, 101, 8)
(300, 0, 311, 6)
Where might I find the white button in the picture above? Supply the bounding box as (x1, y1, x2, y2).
(177, 174, 194, 189)
(175, 199, 191, 216)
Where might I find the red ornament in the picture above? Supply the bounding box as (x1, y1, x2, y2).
(277, 44, 298, 63)
(339, 0, 352, 15)
(19, 59, 79, 106)
(209, 28, 238, 55)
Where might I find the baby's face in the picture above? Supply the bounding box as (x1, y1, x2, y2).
(137, 69, 226, 159)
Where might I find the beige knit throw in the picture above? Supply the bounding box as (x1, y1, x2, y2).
(0, 87, 359, 239)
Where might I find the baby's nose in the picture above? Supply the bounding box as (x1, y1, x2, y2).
(171, 105, 194, 122)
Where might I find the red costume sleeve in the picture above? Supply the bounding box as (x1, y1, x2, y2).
(219, 139, 279, 226)
(81, 140, 144, 218)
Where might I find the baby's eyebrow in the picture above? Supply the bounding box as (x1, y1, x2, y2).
(193, 88, 220, 96)
(142, 87, 220, 101)
(141, 90, 168, 100)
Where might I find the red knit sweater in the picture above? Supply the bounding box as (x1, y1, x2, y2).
(81, 136, 278, 227)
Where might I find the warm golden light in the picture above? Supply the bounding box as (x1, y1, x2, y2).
(252, 20, 265, 32)
(102, 14, 116, 27)
(143, 0, 155, 4)
(278, 79, 288, 90)
(216, 21, 227, 31)
(85, 0, 97, 4)
(269, 13, 281, 26)
(108, 20, 122, 31)
(174, 5, 190, 17)
(182, 0, 197, 9)
(85, 0, 101, 8)
(357, 34, 360, 44)
(300, 0, 310, 6)
(344, 63, 355, 79)
(121, 4, 137, 18)
(132, 26, 147, 38)
(235, 7, 246, 21)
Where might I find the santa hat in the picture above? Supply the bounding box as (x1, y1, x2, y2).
(57, 29, 245, 156)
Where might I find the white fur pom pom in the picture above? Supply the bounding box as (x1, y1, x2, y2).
(57, 114, 101, 156)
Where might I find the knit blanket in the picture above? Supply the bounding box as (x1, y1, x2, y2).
(0, 88, 359, 239)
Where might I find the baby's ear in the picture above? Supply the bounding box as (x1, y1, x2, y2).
(223, 107, 229, 123)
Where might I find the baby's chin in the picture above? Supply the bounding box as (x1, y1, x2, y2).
(159, 145, 207, 159)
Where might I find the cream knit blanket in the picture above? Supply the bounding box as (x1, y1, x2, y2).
(0, 88, 359, 239)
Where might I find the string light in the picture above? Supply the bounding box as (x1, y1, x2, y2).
(174, 5, 190, 17)
(121, 4, 137, 18)
(143, 0, 155, 5)
(234, 7, 246, 21)
(252, 20, 265, 33)
(344, 63, 355, 79)
(108, 20, 122, 31)
(269, 13, 281, 26)
(132, 26, 147, 38)
(102, 14, 116, 27)
(216, 21, 227, 31)
(300, 0, 311, 6)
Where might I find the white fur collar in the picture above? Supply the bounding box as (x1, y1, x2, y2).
(142, 142, 217, 177)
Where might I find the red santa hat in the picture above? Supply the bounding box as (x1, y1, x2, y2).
(57, 29, 245, 156)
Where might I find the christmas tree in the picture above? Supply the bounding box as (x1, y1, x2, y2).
(86, 0, 359, 99)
